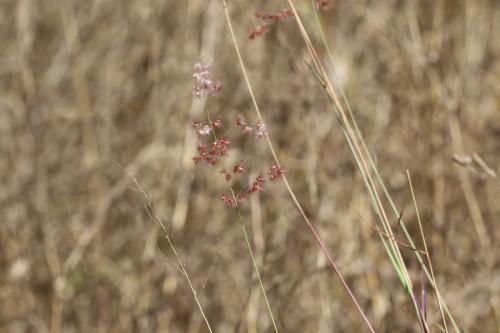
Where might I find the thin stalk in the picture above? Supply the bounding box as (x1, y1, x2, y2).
(408, 171, 448, 332)
(312, 7, 460, 332)
(306, 60, 407, 288)
(311, 0, 419, 305)
(222, 1, 375, 332)
(203, 106, 279, 333)
(288, 1, 428, 330)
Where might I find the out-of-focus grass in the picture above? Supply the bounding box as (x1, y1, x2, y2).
(0, 0, 499, 332)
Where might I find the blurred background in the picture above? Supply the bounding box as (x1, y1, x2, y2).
(1, 0, 499, 332)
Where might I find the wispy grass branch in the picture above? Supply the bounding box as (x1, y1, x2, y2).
(115, 162, 214, 333)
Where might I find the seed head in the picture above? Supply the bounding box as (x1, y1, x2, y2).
(236, 116, 247, 127)
(255, 9, 294, 22)
(220, 169, 231, 181)
(248, 24, 269, 40)
(192, 62, 222, 98)
(220, 193, 236, 208)
(192, 121, 213, 136)
(267, 163, 284, 181)
(255, 120, 267, 138)
(233, 162, 245, 174)
(235, 191, 247, 202)
(249, 8, 294, 40)
(192, 119, 223, 136)
(249, 175, 266, 193)
(210, 119, 223, 129)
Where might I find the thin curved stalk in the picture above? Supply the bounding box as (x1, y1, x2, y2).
(204, 105, 280, 333)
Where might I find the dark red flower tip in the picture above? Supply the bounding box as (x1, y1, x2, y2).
(249, 24, 269, 40)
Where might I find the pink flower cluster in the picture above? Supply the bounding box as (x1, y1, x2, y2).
(248, 8, 294, 40)
(192, 63, 222, 98)
(249, 175, 266, 193)
(220, 193, 238, 208)
(192, 119, 222, 136)
(192, 116, 283, 208)
(190, 63, 284, 209)
(219, 166, 283, 208)
(192, 138, 230, 165)
(248, 25, 269, 40)
(255, 9, 294, 22)
(267, 163, 285, 181)
(220, 162, 244, 181)
(235, 116, 267, 138)
(255, 120, 266, 138)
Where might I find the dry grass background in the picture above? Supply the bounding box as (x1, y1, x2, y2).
(1, 0, 499, 332)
